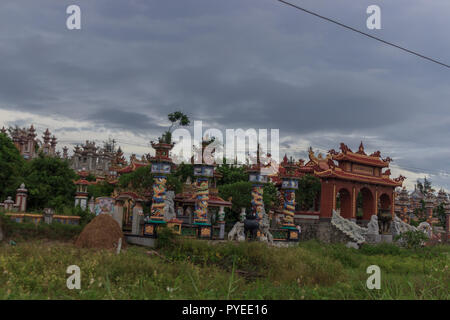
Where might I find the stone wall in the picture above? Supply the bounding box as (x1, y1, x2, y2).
(317, 220, 354, 243)
(298, 221, 319, 241)
(297, 220, 353, 243)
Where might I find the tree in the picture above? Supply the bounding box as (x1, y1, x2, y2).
(160, 111, 190, 144)
(416, 177, 435, 196)
(263, 182, 279, 212)
(173, 162, 194, 184)
(295, 174, 321, 211)
(119, 166, 154, 193)
(23, 154, 77, 211)
(218, 181, 279, 223)
(216, 161, 248, 185)
(118, 166, 182, 195)
(219, 181, 252, 223)
(88, 181, 115, 199)
(0, 133, 25, 201)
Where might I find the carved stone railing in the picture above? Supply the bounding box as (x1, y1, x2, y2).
(331, 210, 367, 244)
(390, 216, 417, 238)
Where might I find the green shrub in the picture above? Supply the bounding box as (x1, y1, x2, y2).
(395, 230, 429, 250)
(156, 224, 179, 249)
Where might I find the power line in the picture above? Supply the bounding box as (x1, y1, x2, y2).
(277, 0, 450, 69)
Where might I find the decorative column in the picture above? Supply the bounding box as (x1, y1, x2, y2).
(425, 195, 434, 226)
(280, 156, 301, 242)
(113, 199, 124, 228)
(246, 158, 269, 241)
(74, 171, 90, 210)
(15, 183, 28, 212)
(4, 197, 15, 212)
(88, 197, 95, 214)
(193, 163, 214, 239)
(144, 141, 174, 238)
(398, 187, 409, 223)
(43, 208, 54, 224)
(132, 201, 144, 235)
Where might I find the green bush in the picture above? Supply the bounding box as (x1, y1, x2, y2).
(395, 230, 429, 250)
(155, 224, 179, 249)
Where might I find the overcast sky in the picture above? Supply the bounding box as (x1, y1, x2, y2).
(0, 0, 449, 191)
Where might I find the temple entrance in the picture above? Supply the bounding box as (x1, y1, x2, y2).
(306, 142, 404, 223)
(378, 193, 392, 233)
(360, 187, 375, 220)
(336, 188, 352, 219)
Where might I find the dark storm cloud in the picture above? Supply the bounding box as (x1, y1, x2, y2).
(85, 108, 167, 135)
(0, 0, 449, 188)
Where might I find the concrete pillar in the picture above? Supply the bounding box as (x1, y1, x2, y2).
(44, 208, 54, 224)
(4, 197, 14, 212)
(425, 196, 434, 225)
(218, 206, 225, 240)
(88, 197, 95, 214)
(132, 202, 144, 235)
(15, 183, 28, 212)
(113, 200, 124, 228)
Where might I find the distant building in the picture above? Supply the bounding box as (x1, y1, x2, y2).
(394, 186, 449, 222)
(4, 125, 57, 160)
(69, 139, 129, 178)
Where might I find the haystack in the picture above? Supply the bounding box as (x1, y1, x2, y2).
(75, 214, 126, 250)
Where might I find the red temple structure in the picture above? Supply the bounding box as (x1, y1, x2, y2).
(308, 142, 405, 222)
(272, 142, 405, 227)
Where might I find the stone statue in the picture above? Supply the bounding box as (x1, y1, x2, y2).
(418, 222, 432, 238)
(163, 191, 176, 221)
(391, 216, 417, 238)
(367, 215, 380, 235)
(228, 221, 245, 242)
(258, 212, 274, 244)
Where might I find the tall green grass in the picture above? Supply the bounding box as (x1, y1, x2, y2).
(0, 238, 448, 299)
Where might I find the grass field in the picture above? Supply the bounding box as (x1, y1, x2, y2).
(0, 236, 448, 300)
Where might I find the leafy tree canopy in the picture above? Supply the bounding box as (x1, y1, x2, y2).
(88, 181, 115, 199)
(23, 154, 77, 211)
(173, 163, 194, 184)
(295, 174, 321, 211)
(219, 181, 279, 223)
(0, 133, 25, 201)
(216, 162, 248, 185)
(118, 166, 182, 195)
(160, 111, 190, 144)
